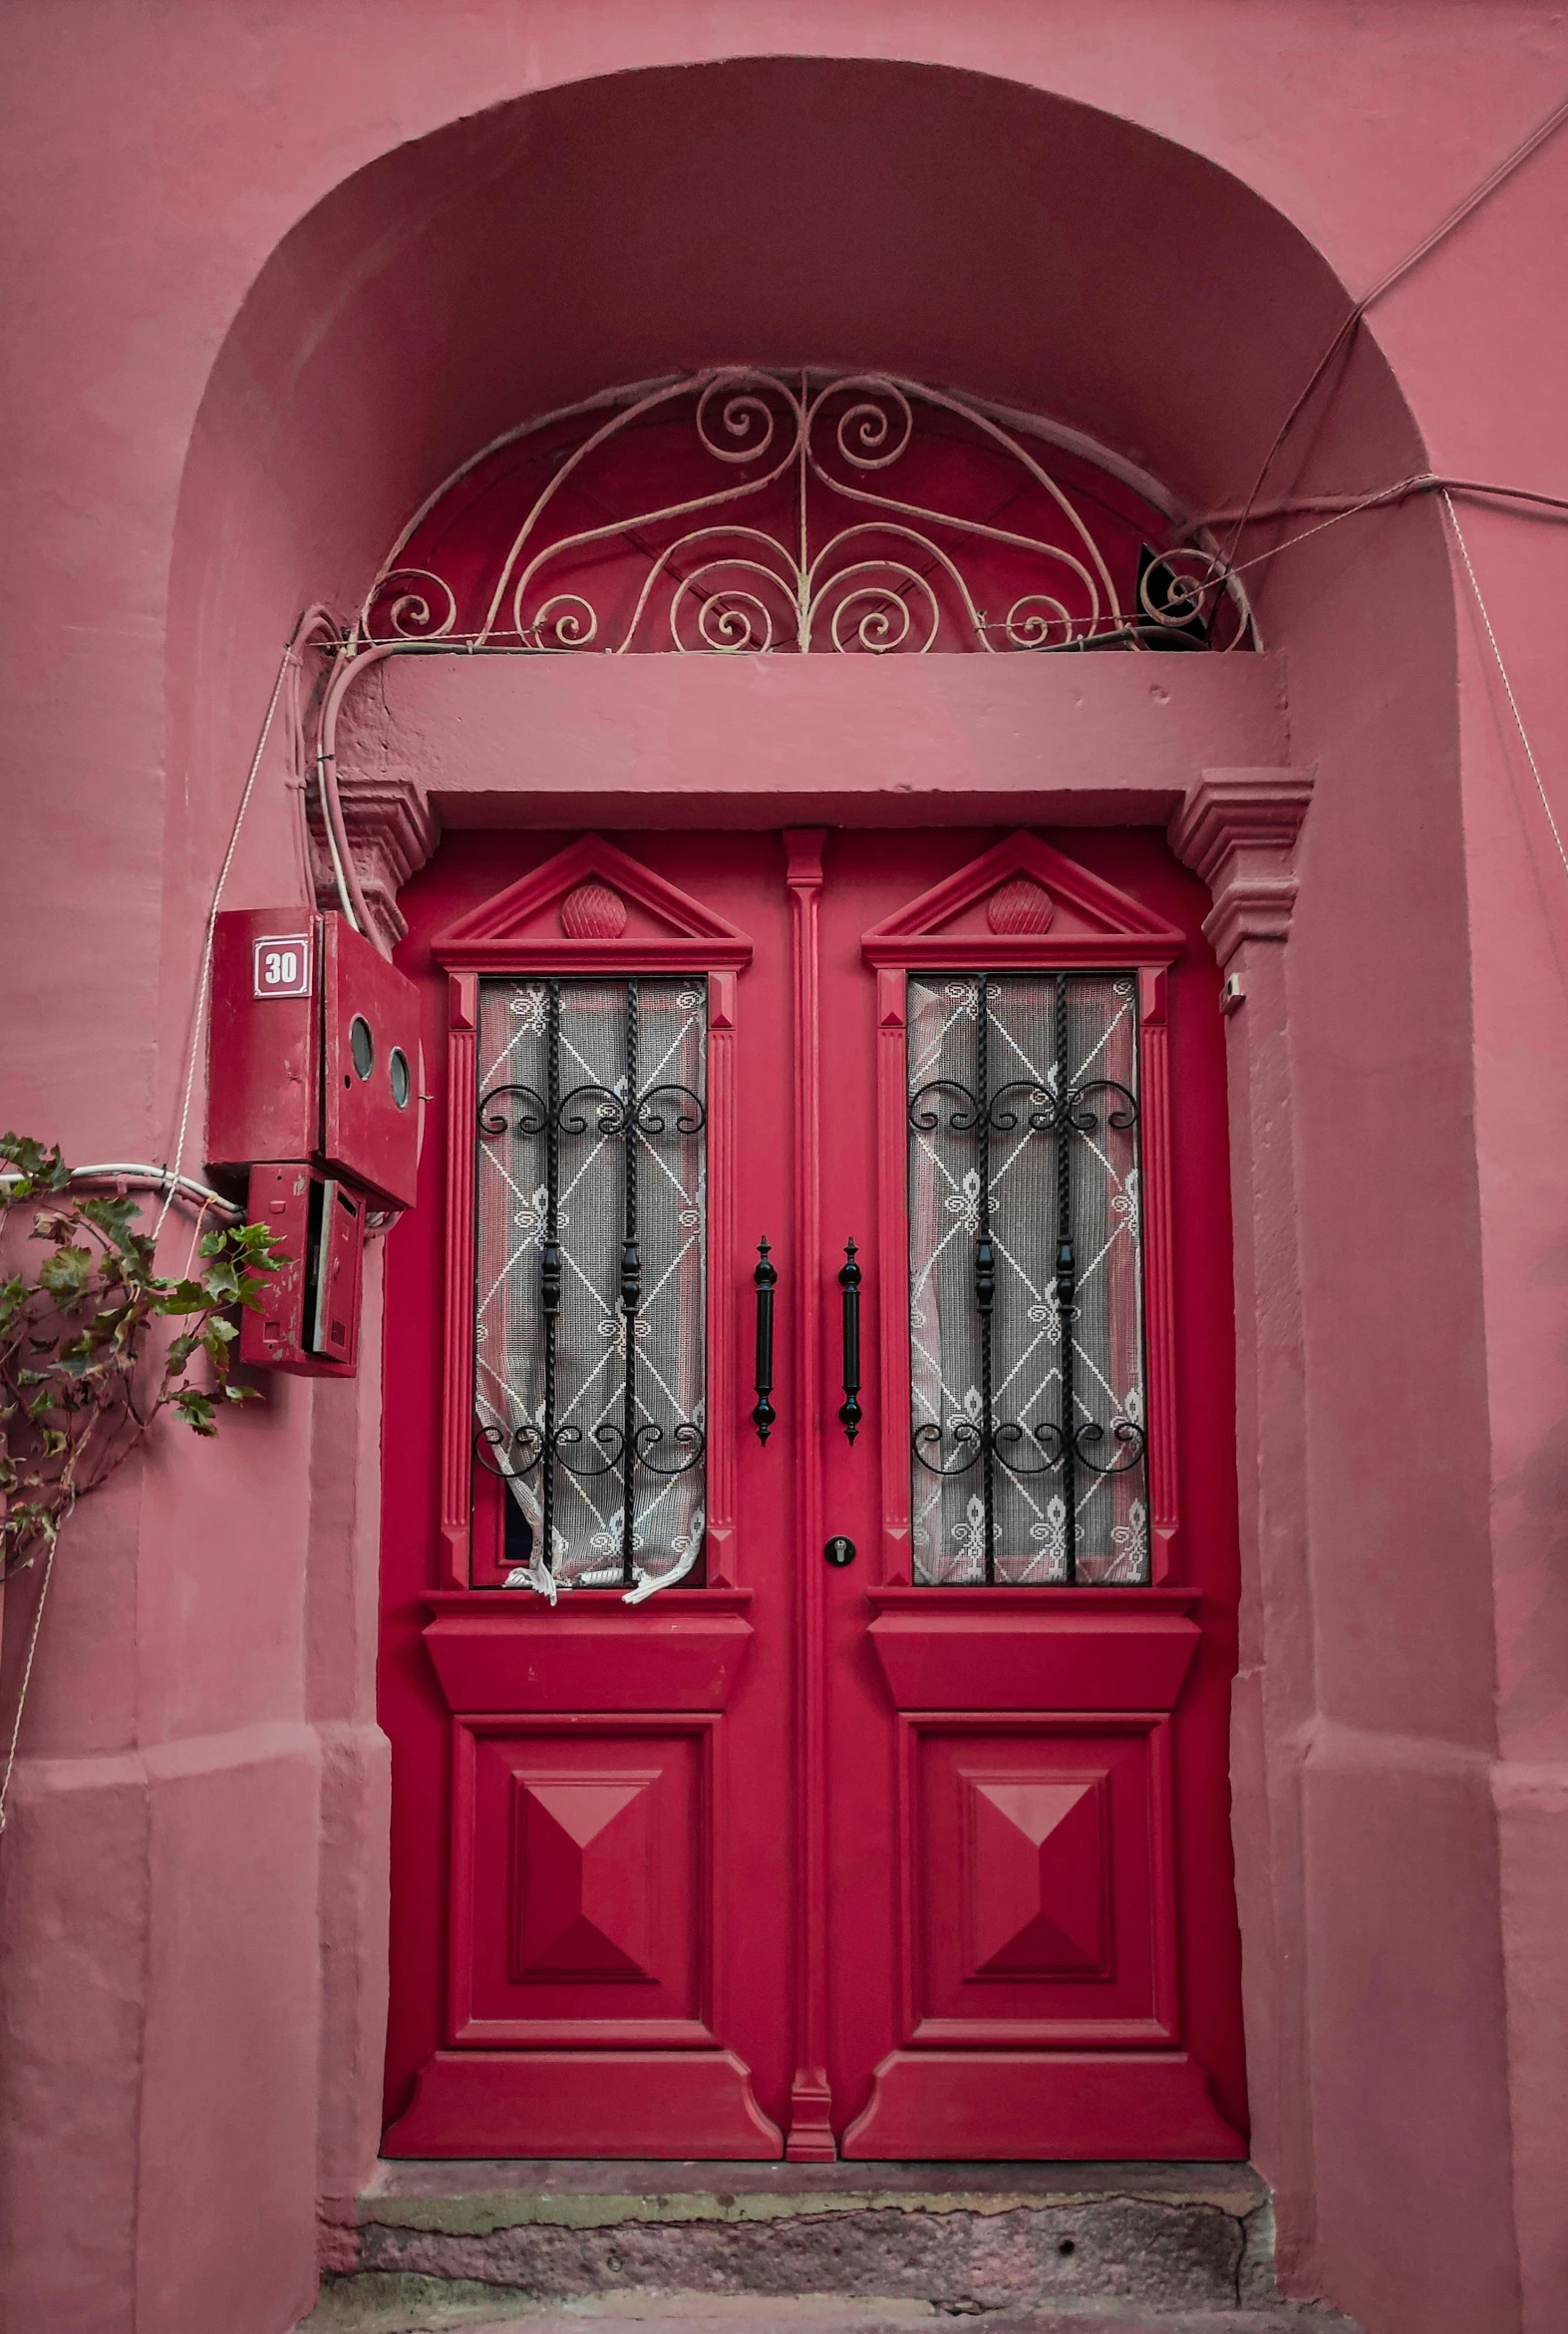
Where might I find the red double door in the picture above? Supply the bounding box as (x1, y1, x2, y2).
(381, 825, 1247, 2161)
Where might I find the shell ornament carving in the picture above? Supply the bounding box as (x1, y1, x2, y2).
(986, 877, 1055, 935)
(559, 882, 629, 939)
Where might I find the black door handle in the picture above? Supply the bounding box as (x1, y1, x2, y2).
(837, 1237, 863, 1444)
(752, 1237, 778, 1444)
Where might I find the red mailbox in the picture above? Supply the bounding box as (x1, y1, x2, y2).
(206, 908, 421, 1208)
(239, 1164, 366, 1373)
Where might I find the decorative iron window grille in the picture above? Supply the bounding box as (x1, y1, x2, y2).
(908, 973, 1148, 1585)
(472, 978, 707, 1601)
(358, 369, 1251, 658)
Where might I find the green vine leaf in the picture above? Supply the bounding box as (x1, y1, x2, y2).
(38, 1246, 94, 1299)
(0, 1139, 284, 1571)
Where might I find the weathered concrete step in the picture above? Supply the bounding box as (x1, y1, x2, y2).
(299, 2285, 1362, 2334)
(308, 2162, 1363, 2331)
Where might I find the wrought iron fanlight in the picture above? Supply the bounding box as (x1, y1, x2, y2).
(357, 368, 1252, 658)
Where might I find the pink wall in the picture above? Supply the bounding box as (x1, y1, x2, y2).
(2, 10, 1566, 2332)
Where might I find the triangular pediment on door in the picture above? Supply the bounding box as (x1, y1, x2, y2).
(432, 835, 753, 971)
(861, 832, 1183, 970)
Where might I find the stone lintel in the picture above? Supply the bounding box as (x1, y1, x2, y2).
(329, 649, 1290, 932)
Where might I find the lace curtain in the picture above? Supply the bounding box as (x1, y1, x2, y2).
(473, 977, 707, 1599)
(908, 973, 1147, 1585)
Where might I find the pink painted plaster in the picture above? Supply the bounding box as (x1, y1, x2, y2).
(0, 12, 1565, 2333)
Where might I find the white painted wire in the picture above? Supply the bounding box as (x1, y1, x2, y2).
(155, 632, 301, 1237)
(1, 626, 319, 1830)
(0, 1533, 58, 1834)
(1443, 490, 1568, 886)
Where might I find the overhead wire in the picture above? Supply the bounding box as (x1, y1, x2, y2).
(155, 605, 348, 1239)
(1223, 89, 1568, 567)
(1443, 489, 1568, 887)
(138, 88, 1568, 1249)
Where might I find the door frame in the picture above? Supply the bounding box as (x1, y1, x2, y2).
(373, 770, 1315, 2166)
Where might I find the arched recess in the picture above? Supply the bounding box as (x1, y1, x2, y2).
(165, 54, 1503, 2334)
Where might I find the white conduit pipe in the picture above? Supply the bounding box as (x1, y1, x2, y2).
(0, 1165, 244, 1220)
(312, 640, 396, 948)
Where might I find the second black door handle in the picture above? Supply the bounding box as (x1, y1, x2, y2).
(837, 1237, 863, 1443)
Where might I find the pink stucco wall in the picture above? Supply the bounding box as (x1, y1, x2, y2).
(2, 8, 1566, 2332)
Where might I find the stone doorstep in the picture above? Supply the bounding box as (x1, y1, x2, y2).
(298, 2285, 1361, 2334)
(357, 2161, 1271, 2231)
(310, 2163, 1330, 2327)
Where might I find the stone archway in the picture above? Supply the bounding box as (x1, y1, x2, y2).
(159, 50, 1489, 2331)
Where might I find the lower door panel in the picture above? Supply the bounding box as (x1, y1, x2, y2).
(382, 1593, 784, 2159)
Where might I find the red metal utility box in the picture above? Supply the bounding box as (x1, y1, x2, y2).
(239, 1164, 366, 1373)
(206, 908, 421, 1209)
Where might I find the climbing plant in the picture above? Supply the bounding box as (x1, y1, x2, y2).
(0, 1134, 281, 1573)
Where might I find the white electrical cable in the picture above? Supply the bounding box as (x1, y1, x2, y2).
(155, 607, 355, 1238)
(1224, 91, 1568, 566)
(154, 634, 299, 1237)
(0, 1165, 242, 1219)
(0, 1532, 58, 1834)
(1442, 490, 1568, 887)
(314, 640, 396, 942)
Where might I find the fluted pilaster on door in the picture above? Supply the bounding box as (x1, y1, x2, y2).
(1168, 763, 1316, 2220)
(784, 828, 836, 2164)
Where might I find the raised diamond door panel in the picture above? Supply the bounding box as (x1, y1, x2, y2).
(512, 1774, 658, 1980)
(967, 1774, 1110, 1978)
(452, 1720, 711, 2047)
(909, 1719, 1176, 2046)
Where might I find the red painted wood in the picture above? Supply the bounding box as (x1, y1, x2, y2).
(386, 2050, 782, 2159)
(896, 1715, 1179, 2046)
(421, 1592, 754, 1712)
(866, 1588, 1200, 1712)
(874, 966, 914, 1585)
(431, 833, 754, 972)
(1138, 966, 1180, 1577)
(706, 969, 742, 1587)
(439, 973, 478, 1588)
(859, 833, 1184, 971)
(819, 830, 1243, 2159)
(380, 824, 1245, 2160)
(449, 1718, 713, 2047)
(383, 831, 796, 2152)
(841, 2052, 1245, 2161)
(784, 830, 835, 2163)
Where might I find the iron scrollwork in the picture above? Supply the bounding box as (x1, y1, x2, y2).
(358, 368, 1252, 659)
(476, 979, 706, 1591)
(908, 972, 1145, 1583)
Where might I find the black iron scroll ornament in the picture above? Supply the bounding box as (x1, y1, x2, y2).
(907, 972, 1144, 1582)
(837, 1238, 863, 1443)
(475, 978, 706, 1585)
(752, 1237, 778, 1445)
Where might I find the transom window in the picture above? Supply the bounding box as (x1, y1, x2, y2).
(358, 368, 1252, 658)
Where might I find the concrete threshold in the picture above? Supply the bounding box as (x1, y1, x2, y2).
(306, 2162, 1368, 2333)
(357, 2160, 1270, 2231)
